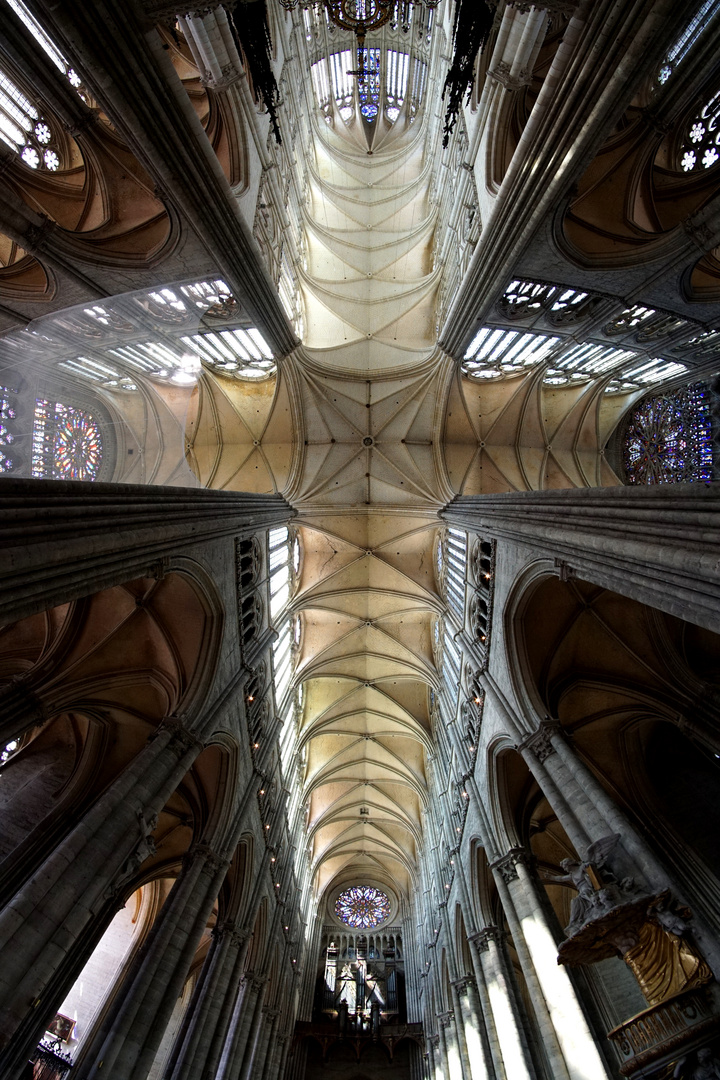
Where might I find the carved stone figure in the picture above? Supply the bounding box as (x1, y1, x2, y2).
(544, 834, 625, 933)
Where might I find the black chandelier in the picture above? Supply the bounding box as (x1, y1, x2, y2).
(276, 0, 441, 53)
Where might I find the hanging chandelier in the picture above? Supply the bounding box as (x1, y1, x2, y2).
(277, 0, 441, 53)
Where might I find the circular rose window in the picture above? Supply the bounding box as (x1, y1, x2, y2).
(335, 886, 391, 929)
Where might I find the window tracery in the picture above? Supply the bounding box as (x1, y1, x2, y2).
(358, 48, 381, 121)
(622, 382, 713, 485)
(4, 0, 92, 103)
(656, 0, 720, 85)
(497, 280, 598, 326)
(335, 886, 390, 929)
(445, 528, 466, 618)
(385, 49, 409, 121)
(462, 326, 688, 391)
(31, 399, 102, 481)
(0, 70, 62, 171)
(0, 739, 19, 763)
(0, 385, 19, 474)
(679, 88, 720, 173)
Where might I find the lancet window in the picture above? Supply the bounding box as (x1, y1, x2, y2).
(4, 0, 90, 101)
(269, 526, 291, 621)
(385, 49, 409, 121)
(0, 69, 62, 171)
(269, 526, 295, 707)
(358, 48, 381, 121)
(445, 528, 467, 618)
(330, 50, 354, 119)
(622, 382, 714, 485)
(31, 399, 102, 481)
(317, 47, 413, 125)
(657, 0, 720, 84)
(0, 385, 19, 474)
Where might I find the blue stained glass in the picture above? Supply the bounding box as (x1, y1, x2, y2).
(335, 886, 390, 928)
(358, 48, 380, 122)
(623, 382, 713, 485)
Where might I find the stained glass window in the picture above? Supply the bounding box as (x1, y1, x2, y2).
(31, 399, 102, 480)
(0, 68, 61, 170)
(622, 382, 713, 485)
(335, 886, 390, 929)
(0, 385, 19, 473)
(678, 88, 720, 173)
(358, 49, 381, 122)
(0, 739, 18, 763)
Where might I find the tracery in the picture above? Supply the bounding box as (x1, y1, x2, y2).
(335, 886, 390, 929)
(31, 399, 103, 481)
(622, 382, 714, 485)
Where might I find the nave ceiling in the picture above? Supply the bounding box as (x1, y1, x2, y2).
(0, 0, 717, 908)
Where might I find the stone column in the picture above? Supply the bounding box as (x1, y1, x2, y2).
(438, 1011, 464, 1080)
(0, 719, 203, 1073)
(452, 976, 493, 1080)
(520, 720, 720, 974)
(251, 1007, 279, 1078)
(262, 1028, 287, 1079)
(494, 849, 610, 1080)
(442, 485, 720, 634)
(216, 972, 266, 1080)
(166, 923, 249, 1080)
(238, 976, 269, 1080)
(82, 844, 230, 1080)
(0, 479, 294, 624)
(429, 1033, 443, 1080)
(469, 928, 535, 1080)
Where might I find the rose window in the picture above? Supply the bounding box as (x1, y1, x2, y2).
(335, 886, 390, 929)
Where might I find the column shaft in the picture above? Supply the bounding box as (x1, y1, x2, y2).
(0, 724, 201, 1064)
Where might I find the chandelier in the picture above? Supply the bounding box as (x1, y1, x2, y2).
(277, 0, 441, 54)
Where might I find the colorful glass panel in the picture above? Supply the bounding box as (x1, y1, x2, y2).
(622, 382, 713, 485)
(358, 49, 380, 121)
(0, 384, 18, 473)
(335, 886, 390, 929)
(31, 399, 102, 480)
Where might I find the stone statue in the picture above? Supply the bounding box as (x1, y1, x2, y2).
(673, 1048, 720, 1079)
(544, 834, 624, 934)
(693, 1048, 720, 1079)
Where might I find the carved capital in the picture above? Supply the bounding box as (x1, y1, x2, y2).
(519, 719, 561, 764)
(157, 715, 205, 755)
(469, 925, 506, 952)
(184, 843, 228, 877)
(213, 922, 248, 950)
(452, 974, 477, 995)
(492, 847, 534, 883)
(489, 60, 533, 91)
(429, 1034, 440, 1050)
(438, 1010, 455, 1029)
(242, 971, 268, 995)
